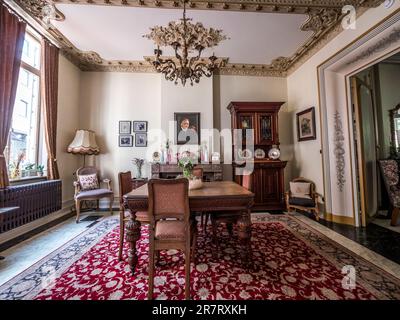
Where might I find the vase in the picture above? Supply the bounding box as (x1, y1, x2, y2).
(136, 167, 142, 179)
(188, 177, 203, 190)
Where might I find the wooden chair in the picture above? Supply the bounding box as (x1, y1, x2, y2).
(379, 160, 400, 226)
(147, 178, 197, 300)
(118, 171, 150, 261)
(210, 173, 252, 252)
(73, 166, 113, 223)
(285, 177, 319, 220)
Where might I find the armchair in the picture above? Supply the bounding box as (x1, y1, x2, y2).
(74, 166, 114, 223)
(285, 177, 320, 220)
(379, 160, 400, 226)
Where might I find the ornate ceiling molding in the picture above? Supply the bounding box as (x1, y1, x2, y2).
(29, 0, 384, 14)
(9, 0, 385, 77)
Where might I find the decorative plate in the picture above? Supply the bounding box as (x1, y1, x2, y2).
(254, 148, 266, 159)
(238, 149, 252, 160)
(268, 147, 280, 160)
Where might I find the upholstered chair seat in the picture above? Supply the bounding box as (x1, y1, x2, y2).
(288, 197, 316, 207)
(75, 188, 113, 200)
(155, 219, 197, 241)
(155, 220, 186, 240)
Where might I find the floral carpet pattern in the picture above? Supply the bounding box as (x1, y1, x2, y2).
(1, 214, 400, 300)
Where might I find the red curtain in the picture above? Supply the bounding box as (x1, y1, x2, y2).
(41, 39, 60, 180)
(0, 3, 26, 188)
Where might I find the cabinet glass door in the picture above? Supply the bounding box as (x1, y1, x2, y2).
(238, 114, 254, 145)
(257, 113, 274, 144)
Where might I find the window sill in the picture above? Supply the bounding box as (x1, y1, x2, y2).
(9, 176, 48, 186)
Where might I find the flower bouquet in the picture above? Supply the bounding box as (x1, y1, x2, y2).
(178, 152, 203, 190)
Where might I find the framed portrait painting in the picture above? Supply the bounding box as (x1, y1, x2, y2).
(119, 121, 131, 134)
(296, 107, 316, 141)
(174, 112, 200, 145)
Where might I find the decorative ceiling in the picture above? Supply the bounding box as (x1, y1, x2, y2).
(7, 0, 385, 77)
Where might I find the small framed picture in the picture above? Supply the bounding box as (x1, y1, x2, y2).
(119, 121, 131, 134)
(119, 135, 133, 147)
(296, 107, 316, 141)
(133, 121, 148, 132)
(135, 133, 147, 147)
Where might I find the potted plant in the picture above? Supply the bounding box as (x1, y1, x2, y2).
(24, 163, 37, 177)
(36, 164, 45, 176)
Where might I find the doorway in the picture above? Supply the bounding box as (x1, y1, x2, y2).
(350, 52, 400, 227)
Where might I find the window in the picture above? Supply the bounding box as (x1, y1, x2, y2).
(5, 31, 46, 180)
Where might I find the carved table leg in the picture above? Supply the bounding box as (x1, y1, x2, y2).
(237, 209, 252, 267)
(125, 211, 141, 275)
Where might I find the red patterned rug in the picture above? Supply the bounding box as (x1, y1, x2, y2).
(1, 214, 400, 300)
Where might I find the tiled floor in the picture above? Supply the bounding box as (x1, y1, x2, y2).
(0, 211, 108, 286)
(299, 211, 400, 265)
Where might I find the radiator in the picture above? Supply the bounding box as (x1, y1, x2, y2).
(0, 180, 62, 233)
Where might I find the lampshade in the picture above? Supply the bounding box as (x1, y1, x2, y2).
(67, 130, 100, 155)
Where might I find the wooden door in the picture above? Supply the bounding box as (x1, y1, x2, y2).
(351, 76, 378, 226)
(260, 166, 281, 205)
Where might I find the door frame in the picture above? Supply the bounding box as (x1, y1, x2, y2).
(350, 75, 379, 227)
(317, 9, 400, 227)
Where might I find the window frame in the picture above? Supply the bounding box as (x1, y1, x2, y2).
(7, 29, 45, 182)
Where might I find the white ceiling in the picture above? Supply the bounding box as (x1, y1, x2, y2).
(53, 4, 313, 65)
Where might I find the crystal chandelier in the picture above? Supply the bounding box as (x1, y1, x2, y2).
(144, 0, 228, 86)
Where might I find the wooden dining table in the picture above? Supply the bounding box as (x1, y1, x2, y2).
(123, 181, 254, 274)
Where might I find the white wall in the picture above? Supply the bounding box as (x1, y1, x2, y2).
(161, 77, 213, 155)
(79, 72, 161, 195)
(287, 2, 400, 221)
(57, 55, 81, 203)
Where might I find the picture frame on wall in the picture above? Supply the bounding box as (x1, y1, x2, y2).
(119, 121, 131, 134)
(135, 133, 147, 147)
(174, 112, 200, 145)
(133, 121, 148, 132)
(119, 135, 133, 147)
(296, 107, 316, 141)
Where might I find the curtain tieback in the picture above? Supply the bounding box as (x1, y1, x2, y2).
(50, 157, 57, 162)
(0, 155, 5, 158)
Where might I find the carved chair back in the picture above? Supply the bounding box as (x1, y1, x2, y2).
(118, 171, 133, 206)
(289, 177, 316, 197)
(148, 178, 190, 223)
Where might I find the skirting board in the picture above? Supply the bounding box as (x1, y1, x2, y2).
(323, 212, 355, 226)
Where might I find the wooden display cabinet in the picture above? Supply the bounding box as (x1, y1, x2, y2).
(228, 101, 287, 211)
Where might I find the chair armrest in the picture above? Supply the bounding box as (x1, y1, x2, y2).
(102, 178, 112, 190)
(73, 181, 80, 195)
